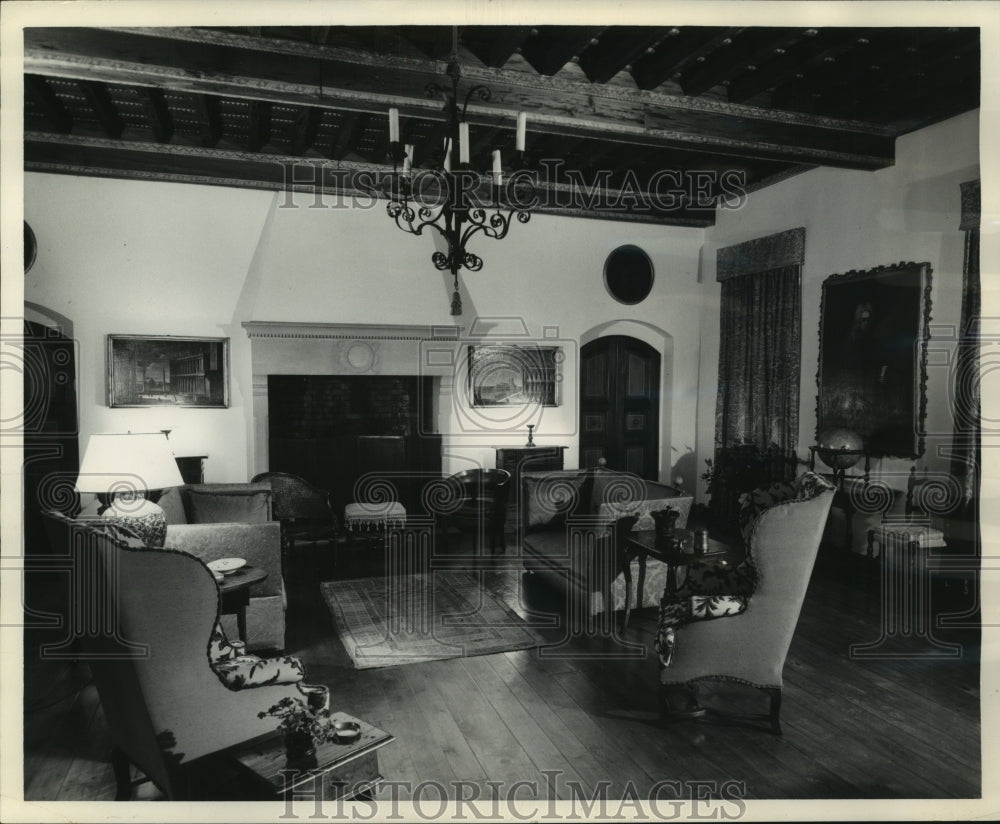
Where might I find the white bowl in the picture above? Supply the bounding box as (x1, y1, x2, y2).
(207, 558, 246, 575)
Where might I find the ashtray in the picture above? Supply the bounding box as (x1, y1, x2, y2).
(333, 720, 361, 743)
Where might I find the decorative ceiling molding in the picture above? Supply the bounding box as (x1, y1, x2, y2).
(23, 27, 896, 170)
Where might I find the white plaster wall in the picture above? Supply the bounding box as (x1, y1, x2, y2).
(698, 110, 980, 508)
(23, 175, 274, 480)
(24, 172, 705, 483)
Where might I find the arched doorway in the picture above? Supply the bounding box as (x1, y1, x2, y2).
(578, 335, 660, 479)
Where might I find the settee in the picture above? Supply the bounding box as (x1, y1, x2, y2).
(153, 482, 287, 651)
(520, 467, 693, 615)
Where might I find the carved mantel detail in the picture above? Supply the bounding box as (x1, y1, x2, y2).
(242, 321, 462, 341)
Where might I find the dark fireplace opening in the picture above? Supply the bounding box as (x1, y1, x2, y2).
(267, 375, 442, 515)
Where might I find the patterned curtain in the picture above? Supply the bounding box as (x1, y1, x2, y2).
(714, 264, 802, 453)
(947, 180, 980, 550)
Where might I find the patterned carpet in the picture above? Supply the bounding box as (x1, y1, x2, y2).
(320, 570, 552, 669)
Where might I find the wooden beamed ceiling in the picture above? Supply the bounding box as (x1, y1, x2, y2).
(23, 25, 980, 227)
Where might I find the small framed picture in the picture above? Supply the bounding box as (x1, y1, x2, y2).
(468, 345, 559, 407)
(106, 335, 230, 408)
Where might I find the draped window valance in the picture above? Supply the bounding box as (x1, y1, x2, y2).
(960, 179, 980, 231)
(716, 227, 806, 282)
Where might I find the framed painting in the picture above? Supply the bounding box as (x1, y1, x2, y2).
(816, 262, 933, 458)
(468, 345, 559, 407)
(107, 335, 230, 408)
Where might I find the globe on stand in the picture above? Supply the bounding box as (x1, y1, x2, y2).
(816, 428, 864, 473)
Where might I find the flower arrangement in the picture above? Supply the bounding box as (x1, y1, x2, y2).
(257, 696, 339, 744)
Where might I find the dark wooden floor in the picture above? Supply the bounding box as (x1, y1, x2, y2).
(22, 539, 981, 802)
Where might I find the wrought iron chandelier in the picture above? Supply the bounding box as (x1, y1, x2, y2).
(385, 28, 532, 316)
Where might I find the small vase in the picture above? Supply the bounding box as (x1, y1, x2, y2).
(651, 508, 679, 554)
(284, 731, 317, 765)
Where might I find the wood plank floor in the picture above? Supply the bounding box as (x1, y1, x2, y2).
(21, 545, 981, 802)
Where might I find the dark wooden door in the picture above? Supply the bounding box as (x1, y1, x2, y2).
(23, 321, 79, 551)
(579, 336, 660, 479)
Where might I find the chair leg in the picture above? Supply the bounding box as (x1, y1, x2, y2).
(767, 687, 783, 735)
(111, 746, 133, 800)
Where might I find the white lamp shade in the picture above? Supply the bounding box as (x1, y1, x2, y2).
(76, 432, 184, 495)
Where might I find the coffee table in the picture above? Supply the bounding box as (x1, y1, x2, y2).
(217, 566, 268, 643)
(622, 530, 740, 625)
(230, 713, 394, 801)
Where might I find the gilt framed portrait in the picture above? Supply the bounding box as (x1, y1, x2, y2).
(107, 335, 230, 408)
(816, 262, 933, 458)
(468, 345, 560, 407)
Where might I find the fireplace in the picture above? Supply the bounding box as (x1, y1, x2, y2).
(243, 322, 456, 513)
(267, 374, 441, 513)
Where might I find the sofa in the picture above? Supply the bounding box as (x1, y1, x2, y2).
(154, 482, 287, 652)
(520, 467, 693, 615)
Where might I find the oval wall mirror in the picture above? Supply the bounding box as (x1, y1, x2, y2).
(604, 244, 653, 305)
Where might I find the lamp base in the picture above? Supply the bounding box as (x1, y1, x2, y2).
(102, 495, 167, 548)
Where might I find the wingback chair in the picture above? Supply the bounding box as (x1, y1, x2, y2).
(48, 515, 324, 800)
(659, 473, 835, 733)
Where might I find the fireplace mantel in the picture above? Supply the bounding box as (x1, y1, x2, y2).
(242, 321, 462, 341)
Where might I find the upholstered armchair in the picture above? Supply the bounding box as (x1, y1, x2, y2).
(659, 473, 835, 733)
(48, 515, 324, 800)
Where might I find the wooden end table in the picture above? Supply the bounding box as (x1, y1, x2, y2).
(230, 713, 394, 801)
(621, 530, 740, 626)
(217, 566, 268, 643)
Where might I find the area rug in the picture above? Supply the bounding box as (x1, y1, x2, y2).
(320, 570, 552, 669)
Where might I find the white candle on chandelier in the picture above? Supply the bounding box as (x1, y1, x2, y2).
(492, 149, 503, 186)
(443, 138, 452, 172)
(402, 144, 414, 174)
(515, 112, 527, 152)
(459, 123, 470, 164)
(388, 108, 400, 143)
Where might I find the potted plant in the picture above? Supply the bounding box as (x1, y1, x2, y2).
(257, 696, 340, 764)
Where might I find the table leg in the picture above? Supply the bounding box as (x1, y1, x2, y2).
(237, 606, 248, 644)
(621, 557, 633, 628)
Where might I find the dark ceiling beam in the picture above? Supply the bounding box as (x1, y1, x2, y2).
(819, 31, 979, 116)
(460, 26, 532, 68)
(630, 27, 740, 90)
(330, 110, 365, 160)
(24, 132, 717, 227)
(136, 86, 173, 143)
(289, 106, 322, 156)
(727, 28, 872, 103)
(576, 26, 670, 84)
(78, 80, 123, 139)
(367, 125, 390, 165)
(23, 27, 895, 170)
(678, 28, 803, 97)
(310, 27, 331, 46)
(404, 26, 455, 61)
(768, 27, 960, 111)
(246, 101, 271, 152)
(519, 26, 606, 76)
(195, 93, 222, 147)
(470, 125, 503, 162)
(24, 74, 73, 133)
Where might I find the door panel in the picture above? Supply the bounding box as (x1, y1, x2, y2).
(579, 336, 660, 480)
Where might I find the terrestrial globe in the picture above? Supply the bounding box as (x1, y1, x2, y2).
(817, 428, 864, 470)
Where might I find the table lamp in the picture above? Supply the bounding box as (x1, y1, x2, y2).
(75, 432, 184, 548)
